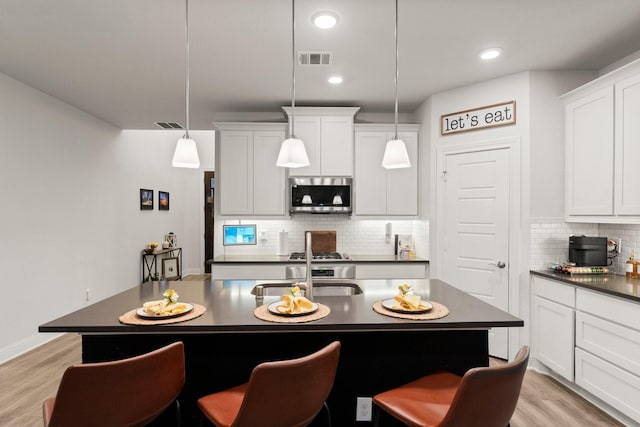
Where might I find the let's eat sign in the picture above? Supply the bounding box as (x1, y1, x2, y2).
(440, 101, 516, 135)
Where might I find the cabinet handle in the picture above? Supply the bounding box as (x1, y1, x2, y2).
(489, 261, 506, 268)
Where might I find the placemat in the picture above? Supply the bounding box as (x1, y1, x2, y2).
(372, 300, 449, 320)
(254, 303, 330, 323)
(119, 303, 207, 325)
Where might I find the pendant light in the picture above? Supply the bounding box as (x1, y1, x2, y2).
(172, 0, 200, 168)
(382, 0, 411, 169)
(276, 0, 310, 168)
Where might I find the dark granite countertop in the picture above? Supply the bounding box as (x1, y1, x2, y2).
(531, 270, 640, 303)
(211, 254, 429, 263)
(39, 279, 520, 334)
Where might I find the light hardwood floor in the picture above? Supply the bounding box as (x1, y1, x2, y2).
(0, 274, 623, 427)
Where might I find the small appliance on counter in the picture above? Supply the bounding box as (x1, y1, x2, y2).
(568, 235, 607, 267)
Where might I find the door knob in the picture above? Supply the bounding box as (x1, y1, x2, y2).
(489, 261, 506, 268)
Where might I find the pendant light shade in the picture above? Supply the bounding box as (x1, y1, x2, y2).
(277, 0, 310, 168)
(382, 0, 410, 170)
(382, 138, 411, 169)
(172, 0, 200, 168)
(172, 137, 200, 168)
(276, 137, 309, 168)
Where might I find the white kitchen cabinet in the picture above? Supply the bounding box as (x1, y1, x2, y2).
(565, 87, 614, 216)
(211, 264, 286, 280)
(614, 72, 640, 215)
(282, 107, 360, 177)
(215, 123, 287, 216)
(575, 289, 640, 423)
(354, 125, 419, 216)
(532, 276, 576, 381)
(564, 58, 640, 223)
(356, 262, 428, 279)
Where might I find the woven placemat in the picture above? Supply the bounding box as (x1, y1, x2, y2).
(372, 300, 449, 320)
(254, 303, 330, 323)
(119, 303, 207, 325)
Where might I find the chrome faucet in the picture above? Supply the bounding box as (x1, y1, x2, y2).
(305, 231, 313, 300)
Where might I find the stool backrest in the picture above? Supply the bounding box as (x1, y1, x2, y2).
(231, 341, 341, 427)
(44, 341, 185, 427)
(442, 345, 530, 427)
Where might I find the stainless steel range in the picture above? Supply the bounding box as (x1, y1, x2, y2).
(286, 251, 355, 279)
(288, 252, 351, 261)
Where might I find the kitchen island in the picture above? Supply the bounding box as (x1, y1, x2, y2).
(40, 278, 522, 426)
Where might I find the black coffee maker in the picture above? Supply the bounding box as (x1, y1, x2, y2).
(568, 236, 608, 266)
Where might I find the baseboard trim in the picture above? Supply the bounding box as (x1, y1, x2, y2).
(0, 332, 63, 365)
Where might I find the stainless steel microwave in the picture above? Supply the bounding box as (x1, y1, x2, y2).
(289, 177, 352, 214)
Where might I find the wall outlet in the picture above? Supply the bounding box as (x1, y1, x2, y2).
(356, 396, 373, 422)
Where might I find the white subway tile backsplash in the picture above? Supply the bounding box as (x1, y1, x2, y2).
(530, 218, 640, 274)
(217, 218, 429, 259)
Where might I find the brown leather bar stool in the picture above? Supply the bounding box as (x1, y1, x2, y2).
(43, 341, 186, 427)
(373, 346, 529, 427)
(197, 341, 341, 427)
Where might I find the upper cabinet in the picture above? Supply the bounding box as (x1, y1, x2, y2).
(214, 122, 287, 216)
(564, 59, 640, 223)
(354, 124, 419, 216)
(282, 107, 360, 177)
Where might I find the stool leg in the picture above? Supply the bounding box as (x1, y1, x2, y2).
(373, 403, 381, 427)
(323, 401, 332, 427)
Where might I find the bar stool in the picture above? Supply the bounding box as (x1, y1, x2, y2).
(43, 341, 185, 427)
(197, 341, 341, 427)
(373, 346, 529, 427)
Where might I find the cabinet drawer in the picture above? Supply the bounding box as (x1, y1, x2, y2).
(575, 348, 640, 422)
(577, 288, 640, 331)
(576, 311, 640, 377)
(356, 263, 426, 279)
(533, 276, 576, 307)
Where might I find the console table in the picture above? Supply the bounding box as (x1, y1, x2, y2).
(141, 247, 182, 283)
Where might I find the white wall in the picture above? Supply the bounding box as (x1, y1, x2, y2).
(0, 72, 214, 363)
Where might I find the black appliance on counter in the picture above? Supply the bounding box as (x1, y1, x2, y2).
(568, 236, 607, 266)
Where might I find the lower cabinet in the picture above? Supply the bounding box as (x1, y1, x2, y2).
(531, 274, 640, 424)
(211, 264, 286, 280)
(356, 263, 428, 279)
(575, 289, 640, 422)
(532, 276, 575, 381)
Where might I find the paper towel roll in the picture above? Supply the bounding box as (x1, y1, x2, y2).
(277, 230, 289, 255)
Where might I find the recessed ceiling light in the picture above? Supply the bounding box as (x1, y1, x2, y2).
(479, 48, 502, 60)
(312, 11, 338, 29)
(328, 76, 343, 84)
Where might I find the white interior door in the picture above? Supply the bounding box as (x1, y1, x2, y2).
(441, 148, 510, 358)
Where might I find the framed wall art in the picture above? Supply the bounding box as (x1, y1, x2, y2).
(140, 189, 154, 210)
(162, 257, 180, 280)
(159, 191, 170, 211)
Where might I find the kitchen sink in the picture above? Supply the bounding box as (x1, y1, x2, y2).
(251, 282, 363, 297)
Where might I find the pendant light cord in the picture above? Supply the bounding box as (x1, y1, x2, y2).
(185, 0, 190, 139)
(394, 0, 399, 140)
(290, 0, 296, 139)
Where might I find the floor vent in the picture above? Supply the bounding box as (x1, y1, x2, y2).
(155, 122, 184, 129)
(298, 51, 332, 66)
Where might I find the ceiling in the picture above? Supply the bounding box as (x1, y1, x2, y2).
(2, 0, 640, 130)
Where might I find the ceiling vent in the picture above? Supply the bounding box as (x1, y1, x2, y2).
(155, 122, 184, 129)
(298, 51, 333, 66)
